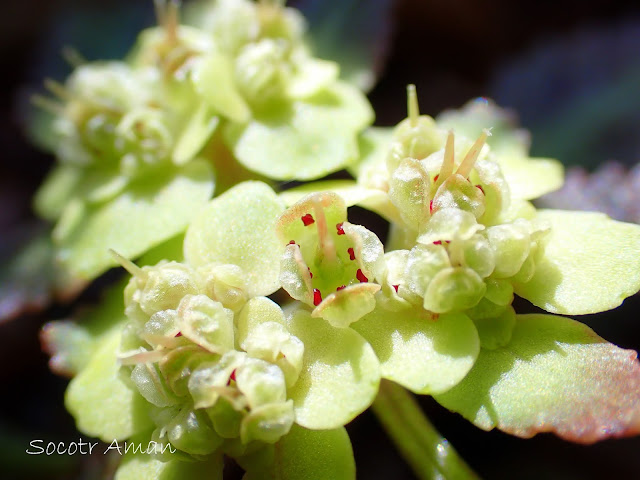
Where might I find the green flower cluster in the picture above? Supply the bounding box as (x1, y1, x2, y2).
(34, 0, 372, 281)
(37, 2, 640, 480)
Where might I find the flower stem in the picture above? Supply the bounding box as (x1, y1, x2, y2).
(372, 379, 479, 480)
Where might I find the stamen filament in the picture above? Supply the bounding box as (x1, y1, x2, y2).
(109, 249, 146, 279)
(456, 129, 491, 178)
(312, 198, 337, 265)
(407, 84, 419, 127)
(439, 130, 455, 180)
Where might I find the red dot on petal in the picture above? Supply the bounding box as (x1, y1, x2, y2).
(476, 184, 485, 195)
(313, 288, 322, 306)
(434, 174, 439, 182)
(348, 247, 356, 260)
(229, 369, 237, 383)
(301, 214, 315, 226)
(288, 240, 296, 245)
(356, 269, 368, 283)
(393, 284, 399, 293)
(337, 285, 346, 291)
(336, 223, 345, 235)
(433, 240, 442, 245)
(175, 332, 182, 337)
(429, 200, 434, 214)
(308, 267, 313, 279)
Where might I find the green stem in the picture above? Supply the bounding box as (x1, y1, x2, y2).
(371, 379, 479, 480)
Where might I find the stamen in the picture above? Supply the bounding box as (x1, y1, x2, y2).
(109, 249, 146, 278)
(336, 223, 345, 235)
(313, 288, 322, 306)
(407, 84, 419, 127)
(44, 79, 71, 101)
(356, 269, 368, 283)
(347, 247, 356, 260)
(439, 130, 455, 179)
(301, 214, 315, 226)
(312, 198, 337, 265)
(31, 95, 64, 115)
(61, 46, 87, 68)
(456, 129, 491, 178)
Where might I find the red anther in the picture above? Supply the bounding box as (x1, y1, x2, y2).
(175, 332, 182, 337)
(434, 174, 439, 182)
(393, 284, 399, 293)
(356, 269, 368, 283)
(429, 200, 434, 214)
(337, 285, 346, 291)
(288, 240, 296, 245)
(313, 288, 322, 306)
(433, 240, 442, 245)
(336, 222, 345, 235)
(230, 369, 237, 383)
(308, 267, 313, 279)
(301, 214, 315, 226)
(347, 247, 356, 260)
(476, 184, 485, 195)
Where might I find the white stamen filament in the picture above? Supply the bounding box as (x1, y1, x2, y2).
(456, 128, 491, 178)
(407, 84, 419, 127)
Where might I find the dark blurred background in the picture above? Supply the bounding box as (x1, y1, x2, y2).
(1, 0, 640, 478)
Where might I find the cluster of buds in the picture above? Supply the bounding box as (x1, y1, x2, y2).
(114, 254, 304, 456)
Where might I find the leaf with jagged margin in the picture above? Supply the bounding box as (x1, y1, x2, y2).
(56, 159, 214, 280)
(225, 82, 373, 181)
(184, 181, 285, 297)
(285, 308, 379, 429)
(352, 306, 479, 394)
(238, 424, 355, 480)
(435, 314, 640, 443)
(515, 210, 640, 314)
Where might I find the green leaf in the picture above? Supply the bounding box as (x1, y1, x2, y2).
(34, 166, 83, 221)
(56, 160, 214, 280)
(66, 328, 153, 441)
(285, 308, 380, 429)
(498, 155, 564, 200)
(514, 210, 640, 314)
(115, 448, 223, 480)
(434, 314, 640, 443)
(225, 81, 373, 180)
(239, 424, 355, 480)
(192, 52, 251, 123)
(352, 307, 479, 394)
(172, 104, 219, 166)
(184, 181, 285, 297)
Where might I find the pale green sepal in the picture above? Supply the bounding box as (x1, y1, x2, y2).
(352, 307, 479, 395)
(236, 296, 286, 349)
(434, 314, 640, 443)
(115, 447, 223, 480)
(279, 180, 399, 223)
(312, 283, 380, 328)
(514, 210, 640, 314)
(285, 308, 380, 429)
(66, 330, 153, 441)
(469, 304, 516, 350)
(288, 58, 339, 99)
(192, 52, 251, 123)
(348, 127, 394, 183)
(239, 425, 355, 480)
(56, 160, 214, 280)
(184, 181, 285, 297)
(225, 81, 373, 180)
